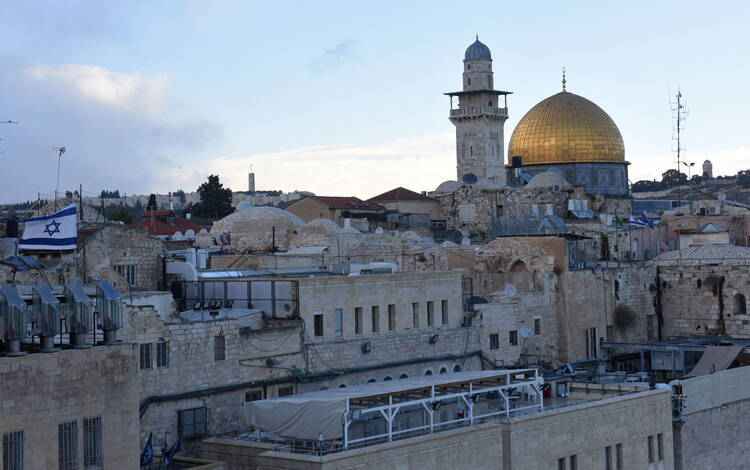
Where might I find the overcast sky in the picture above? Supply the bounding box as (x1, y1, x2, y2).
(2, 1, 749, 203)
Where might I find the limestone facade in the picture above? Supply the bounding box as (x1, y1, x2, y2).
(0, 345, 139, 469)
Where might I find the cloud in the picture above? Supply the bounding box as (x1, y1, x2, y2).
(0, 57, 219, 203)
(308, 40, 358, 73)
(27, 64, 169, 116)
(153, 133, 456, 198)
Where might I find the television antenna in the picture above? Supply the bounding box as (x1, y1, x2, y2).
(53, 146, 66, 210)
(670, 89, 688, 198)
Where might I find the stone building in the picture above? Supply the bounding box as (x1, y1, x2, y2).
(0, 344, 139, 469)
(285, 196, 383, 227)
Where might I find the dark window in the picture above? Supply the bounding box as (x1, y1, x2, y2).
(354, 307, 363, 335)
(441, 300, 448, 325)
(557, 457, 566, 470)
(278, 386, 294, 397)
(83, 417, 102, 469)
(335, 309, 343, 337)
(411, 303, 419, 328)
(427, 301, 434, 327)
(453, 364, 461, 372)
(179, 407, 207, 439)
(534, 318, 541, 335)
(126, 265, 136, 286)
(569, 454, 577, 470)
(658, 433, 664, 461)
(439, 367, 448, 374)
(156, 341, 169, 368)
(214, 335, 225, 361)
(399, 373, 408, 379)
(245, 390, 263, 402)
(586, 327, 598, 359)
(139, 343, 152, 370)
(113, 265, 124, 277)
(734, 293, 746, 314)
(508, 330, 518, 346)
(313, 312, 324, 337)
(58, 420, 78, 470)
(467, 77, 471, 86)
(489, 333, 499, 350)
(605, 446, 612, 470)
(3, 430, 24, 470)
(648, 435, 654, 463)
(616, 443, 623, 470)
(388, 304, 396, 331)
(424, 370, 433, 376)
(371, 306, 380, 333)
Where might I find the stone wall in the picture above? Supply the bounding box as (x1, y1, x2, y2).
(0, 344, 139, 469)
(435, 185, 498, 237)
(658, 265, 750, 338)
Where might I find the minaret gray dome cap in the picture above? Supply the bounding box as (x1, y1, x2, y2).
(464, 36, 491, 61)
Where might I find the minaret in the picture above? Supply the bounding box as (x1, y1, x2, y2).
(445, 36, 511, 185)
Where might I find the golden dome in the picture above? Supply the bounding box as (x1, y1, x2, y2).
(507, 91, 625, 166)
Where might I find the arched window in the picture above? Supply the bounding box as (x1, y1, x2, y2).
(734, 293, 746, 314)
(367, 378, 377, 383)
(424, 369, 433, 376)
(338, 383, 347, 388)
(399, 373, 409, 379)
(453, 364, 462, 372)
(488, 100, 493, 107)
(439, 367, 448, 374)
(383, 376, 393, 381)
(509, 260, 528, 273)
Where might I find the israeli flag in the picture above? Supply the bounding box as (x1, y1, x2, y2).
(19, 204, 77, 250)
(629, 214, 647, 228)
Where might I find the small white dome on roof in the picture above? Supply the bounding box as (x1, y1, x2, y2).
(307, 218, 344, 233)
(211, 206, 304, 234)
(525, 171, 572, 190)
(434, 180, 461, 195)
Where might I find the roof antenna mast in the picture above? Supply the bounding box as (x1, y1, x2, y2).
(670, 89, 688, 199)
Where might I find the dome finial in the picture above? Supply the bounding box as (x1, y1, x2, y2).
(562, 66, 567, 92)
(476, 33, 479, 41)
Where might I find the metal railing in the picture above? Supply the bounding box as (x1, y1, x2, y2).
(450, 106, 508, 118)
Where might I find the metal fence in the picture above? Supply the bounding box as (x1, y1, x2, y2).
(171, 279, 299, 318)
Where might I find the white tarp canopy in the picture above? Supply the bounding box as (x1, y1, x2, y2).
(244, 370, 531, 441)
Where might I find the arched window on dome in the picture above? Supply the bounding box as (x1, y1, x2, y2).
(453, 364, 462, 372)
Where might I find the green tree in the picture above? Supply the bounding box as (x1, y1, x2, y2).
(109, 208, 134, 224)
(660, 169, 688, 188)
(173, 189, 186, 203)
(190, 175, 233, 218)
(146, 194, 158, 211)
(738, 170, 750, 188)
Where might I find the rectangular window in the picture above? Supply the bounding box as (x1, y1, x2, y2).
(3, 430, 23, 470)
(648, 435, 654, 463)
(113, 265, 124, 276)
(354, 307, 363, 335)
(616, 443, 623, 470)
(657, 433, 664, 461)
(534, 318, 541, 335)
(489, 333, 499, 350)
(313, 312, 324, 337)
(569, 454, 577, 470)
(371, 306, 380, 333)
(605, 446, 612, 470)
(586, 327, 599, 359)
(139, 343, 152, 370)
(126, 265, 136, 286)
(156, 341, 169, 368)
(83, 417, 102, 469)
(335, 309, 343, 337)
(441, 299, 448, 326)
(426, 301, 434, 327)
(509, 330, 518, 346)
(245, 390, 263, 402)
(58, 420, 78, 470)
(278, 386, 294, 397)
(557, 457, 566, 470)
(411, 303, 419, 328)
(387, 305, 396, 331)
(179, 407, 207, 439)
(214, 335, 225, 361)
(647, 315, 657, 341)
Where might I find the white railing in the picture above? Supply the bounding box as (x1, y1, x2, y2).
(450, 106, 508, 118)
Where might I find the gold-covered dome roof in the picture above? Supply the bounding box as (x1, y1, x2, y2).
(507, 91, 625, 166)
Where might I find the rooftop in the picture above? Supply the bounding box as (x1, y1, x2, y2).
(367, 187, 436, 203)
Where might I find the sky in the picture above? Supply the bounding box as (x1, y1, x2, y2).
(1, 1, 749, 203)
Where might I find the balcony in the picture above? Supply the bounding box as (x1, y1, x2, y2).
(450, 106, 508, 119)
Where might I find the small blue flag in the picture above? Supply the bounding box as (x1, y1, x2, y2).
(629, 215, 647, 227)
(140, 433, 154, 467)
(640, 212, 655, 229)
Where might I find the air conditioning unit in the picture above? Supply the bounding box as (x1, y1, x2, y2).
(32, 281, 60, 352)
(65, 282, 93, 348)
(96, 280, 122, 345)
(709, 206, 720, 215)
(0, 282, 28, 356)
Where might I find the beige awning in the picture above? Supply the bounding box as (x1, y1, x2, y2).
(683, 346, 744, 378)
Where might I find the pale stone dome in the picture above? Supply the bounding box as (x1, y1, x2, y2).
(465, 38, 491, 61)
(525, 171, 572, 190)
(211, 206, 304, 234)
(434, 180, 461, 195)
(306, 218, 343, 233)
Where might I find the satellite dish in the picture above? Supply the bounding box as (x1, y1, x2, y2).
(445, 230, 463, 244)
(519, 327, 532, 338)
(375, 227, 384, 234)
(462, 173, 478, 185)
(503, 284, 517, 297)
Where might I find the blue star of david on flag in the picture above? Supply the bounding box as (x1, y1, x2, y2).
(43, 220, 61, 236)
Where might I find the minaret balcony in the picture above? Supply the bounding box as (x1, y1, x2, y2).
(450, 105, 508, 119)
